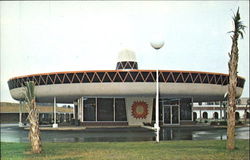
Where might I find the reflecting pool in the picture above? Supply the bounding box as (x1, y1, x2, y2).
(1, 124, 249, 143)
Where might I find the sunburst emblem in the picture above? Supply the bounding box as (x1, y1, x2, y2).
(131, 101, 149, 119)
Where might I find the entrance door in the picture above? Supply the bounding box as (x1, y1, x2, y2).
(163, 105, 180, 125)
(163, 106, 171, 124)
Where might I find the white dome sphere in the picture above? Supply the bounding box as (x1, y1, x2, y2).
(150, 41, 164, 50)
(117, 49, 137, 62)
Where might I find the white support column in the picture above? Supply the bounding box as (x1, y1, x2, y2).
(220, 101, 222, 120)
(95, 97, 97, 122)
(81, 97, 84, 122)
(64, 113, 66, 122)
(19, 101, 23, 127)
(77, 99, 81, 121)
(73, 102, 75, 119)
(53, 97, 58, 128)
(170, 104, 172, 124)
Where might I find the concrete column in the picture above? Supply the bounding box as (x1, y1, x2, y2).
(64, 113, 66, 122)
(19, 101, 23, 127)
(78, 99, 81, 122)
(53, 97, 58, 128)
(68, 113, 71, 122)
(78, 98, 84, 123)
(81, 97, 84, 122)
(73, 103, 75, 119)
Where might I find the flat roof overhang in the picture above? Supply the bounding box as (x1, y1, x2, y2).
(8, 70, 245, 103)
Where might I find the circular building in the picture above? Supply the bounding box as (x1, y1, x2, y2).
(8, 49, 245, 126)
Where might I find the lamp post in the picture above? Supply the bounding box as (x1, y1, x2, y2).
(150, 40, 164, 142)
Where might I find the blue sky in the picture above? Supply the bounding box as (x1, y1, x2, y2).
(1, 1, 249, 102)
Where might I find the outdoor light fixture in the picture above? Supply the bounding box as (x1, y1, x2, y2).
(150, 39, 164, 143)
(150, 41, 164, 50)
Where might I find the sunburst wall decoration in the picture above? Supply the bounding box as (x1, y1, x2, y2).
(131, 101, 149, 119)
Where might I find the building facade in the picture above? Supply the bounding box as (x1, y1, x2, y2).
(0, 102, 73, 125)
(7, 49, 245, 127)
(193, 97, 250, 121)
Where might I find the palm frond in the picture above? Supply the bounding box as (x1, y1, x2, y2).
(238, 31, 244, 39)
(229, 7, 246, 39)
(239, 24, 246, 31)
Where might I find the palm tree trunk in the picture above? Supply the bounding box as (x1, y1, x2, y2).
(227, 98, 236, 150)
(226, 7, 246, 151)
(227, 34, 238, 150)
(28, 99, 42, 153)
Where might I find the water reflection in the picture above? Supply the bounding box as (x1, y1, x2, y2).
(1, 124, 249, 143)
(161, 128, 193, 140)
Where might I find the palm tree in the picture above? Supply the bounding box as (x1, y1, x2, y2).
(227, 7, 245, 150)
(25, 81, 42, 153)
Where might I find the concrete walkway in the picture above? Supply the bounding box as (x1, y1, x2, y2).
(24, 126, 86, 131)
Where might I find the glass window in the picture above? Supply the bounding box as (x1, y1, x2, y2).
(84, 98, 96, 121)
(180, 98, 192, 120)
(115, 98, 127, 121)
(163, 99, 179, 105)
(97, 98, 114, 121)
(153, 99, 164, 122)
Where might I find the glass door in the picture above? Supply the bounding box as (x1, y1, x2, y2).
(163, 106, 171, 124)
(171, 105, 179, 124)
(163, 105, 180, 125)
